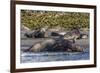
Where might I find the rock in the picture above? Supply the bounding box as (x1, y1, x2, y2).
(59, 32, 66, 35)
(21, 25, 30, 31)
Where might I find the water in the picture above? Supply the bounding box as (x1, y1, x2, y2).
(21, 48, 89, 63)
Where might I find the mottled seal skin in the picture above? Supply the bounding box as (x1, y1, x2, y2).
(71, 44, 84, 52)
(29, 39, 56, 52)
(27, 38, 84, 52)
(24, 26, 49, 38)
(24, 29, 45, 38)
(64, 32, 80, 40)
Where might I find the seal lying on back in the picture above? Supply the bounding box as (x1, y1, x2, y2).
(27, 37, 84, 52)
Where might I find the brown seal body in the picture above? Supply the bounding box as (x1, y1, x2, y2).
(28, 38, 84, 52)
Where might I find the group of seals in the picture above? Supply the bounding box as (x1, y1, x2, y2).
(24, 27, 88, 40)
(25, 37, 84, 52)
(23, 27, 87, 52)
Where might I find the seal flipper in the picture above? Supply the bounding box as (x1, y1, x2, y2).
(22, 45, 34, 52)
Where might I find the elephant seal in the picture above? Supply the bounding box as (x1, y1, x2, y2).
(24, 29, 45, 38)
(27, 37, 84, 52)
(71, 44, 84, 52)
(29, 39, 56, 52)
(49, 37, 84, 52)
(64, 28, 80, 40)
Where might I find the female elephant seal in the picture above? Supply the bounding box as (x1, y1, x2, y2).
(29, 39, 56, 52)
